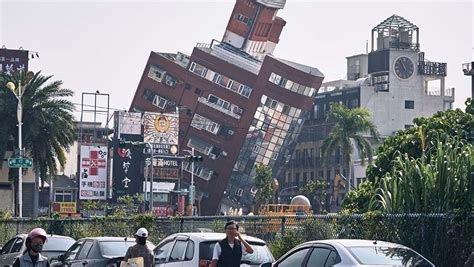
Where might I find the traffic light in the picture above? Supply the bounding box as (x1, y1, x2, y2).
(185, 155, 203, 162)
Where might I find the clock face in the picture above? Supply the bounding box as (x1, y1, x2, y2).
(394, 56, 415, 79)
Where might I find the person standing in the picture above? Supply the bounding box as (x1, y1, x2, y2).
(124, 227, 154, 267)
(13, 228, 50, 267)
(210, 221, 254, 267)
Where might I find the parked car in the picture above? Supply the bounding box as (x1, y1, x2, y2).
(0, 234, 75, 266)
(154, 232, 274, 267)
(272, 239, 435, 267)
(51, 237, 154, 267)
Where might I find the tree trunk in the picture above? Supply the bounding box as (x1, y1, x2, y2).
(33, 168, 40, 217)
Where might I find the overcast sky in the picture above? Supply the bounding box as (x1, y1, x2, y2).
(1, 0, 472, 124)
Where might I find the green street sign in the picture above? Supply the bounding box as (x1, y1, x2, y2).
(8, 158, 33, 168)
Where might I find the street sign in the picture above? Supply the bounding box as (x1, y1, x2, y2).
(8, 158, 33, 168)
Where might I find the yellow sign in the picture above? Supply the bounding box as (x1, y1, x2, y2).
(53, 202, 77, 214)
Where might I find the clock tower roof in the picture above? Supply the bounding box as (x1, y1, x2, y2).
(373, 14, 418, 31)
(371, 14, 420, 52)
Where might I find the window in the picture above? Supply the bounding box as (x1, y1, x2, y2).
(170, 240, 188, 261)
(0, 238, 16, 255)
(164, 74, 177, 88)
(185, 241, 194, 260)
(191, 114, 220, 134)
(77, 241, 94, 259)
(148, 65, 166, 82)
(155, 240, 174, 263)
(55, 190, 75, 202)
(10, 238, 24, 253)
(278, 248, 311, 267)
(236, 14, 250, 24)
(65, 241, 85, 261)
(189, 62, 207, 77)
(405, 100, 415, 109)
(153, 95, 168, 109)
(187, 136, 213, 155)
(307, 247, 339, 267)
(239, 85, 252, 98)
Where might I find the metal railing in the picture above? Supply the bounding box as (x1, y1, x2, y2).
(1, 213, 471, 266)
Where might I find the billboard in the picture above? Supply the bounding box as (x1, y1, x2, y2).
(52, 202, 77, 214)
(112, 111, 144, 200)
(143, 112, 179, 145)
(79, 146, 107, 200)
(0, 48, 29, 74)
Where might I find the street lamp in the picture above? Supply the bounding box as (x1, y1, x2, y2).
(183, 148, 203, 216)
(277, 185, 298, 204)
(146, 142, 154, 213)
(183, 148, 195, 216)
(6, 71, 34, 218)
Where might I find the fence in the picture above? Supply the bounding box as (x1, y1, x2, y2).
(0, 213, 472, 267)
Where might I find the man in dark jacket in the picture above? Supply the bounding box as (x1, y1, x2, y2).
(210, 221, 254, 267)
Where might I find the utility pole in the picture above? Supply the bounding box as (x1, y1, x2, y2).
(183, 148, 203, 216)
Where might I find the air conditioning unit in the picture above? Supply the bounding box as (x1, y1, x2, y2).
(228, 129, 235, 135)
(235, 188, 243, 197)
(209, 153, 217, 160)
(165, 79, 176, 87)
(221, 151, 228, 157)
(250, 187, 258, 195)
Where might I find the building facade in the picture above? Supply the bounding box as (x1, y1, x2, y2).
(129, 0, 324, 215)
(284, 15, 455, 211)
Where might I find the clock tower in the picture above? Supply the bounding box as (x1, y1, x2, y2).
(364, 14, 451, 136)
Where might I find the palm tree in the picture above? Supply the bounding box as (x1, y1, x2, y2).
(321, 103, 380, 192)
(0, 70, 76, 183)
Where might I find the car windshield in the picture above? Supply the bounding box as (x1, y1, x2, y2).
(99, 241, 136, 258)
(43, 237, 75, 252)
(199, 241, 273, 265)
(347, 246, 432, 266)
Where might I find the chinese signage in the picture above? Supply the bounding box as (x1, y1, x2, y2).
(112, 111, 144, 200)
(52, 202, 77, 214)
(143, 112, 179, 146)
(79, 146, 107, 200)
(0, 49, 29, 74)
(118, 112, 142, 135)
(152, 206, 174, 217)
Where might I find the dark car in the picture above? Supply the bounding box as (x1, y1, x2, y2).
(52, 237, 154, 267)
(0, 234, 75, 266)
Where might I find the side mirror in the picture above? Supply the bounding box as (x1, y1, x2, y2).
(58, 254, 65, 261)
(260, 263, 272, 267)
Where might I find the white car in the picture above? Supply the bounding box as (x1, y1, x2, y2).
(272, 239, 435, 267)
(154, 232, 274, 267)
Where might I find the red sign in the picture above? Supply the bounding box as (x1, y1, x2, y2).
(82, 150, 106, 176)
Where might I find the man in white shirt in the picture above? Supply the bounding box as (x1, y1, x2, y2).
(210, 221, 254, 267)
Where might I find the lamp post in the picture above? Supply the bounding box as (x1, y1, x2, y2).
(277, 185, 298, 204)
(147, 142, 154, 213)
(6, 71, 33, 218)
(183, 148, 195, 216)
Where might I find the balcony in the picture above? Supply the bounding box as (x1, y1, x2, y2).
(197, 97, 241, 120)
(426, 87, 455, 97)
(157, 52, 190, 68)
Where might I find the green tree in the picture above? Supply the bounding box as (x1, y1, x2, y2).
(321, 103, 380, 189)
(0, 70, 76, 182)
(253, 162, 273, 213)
(300, 179, 329, 212)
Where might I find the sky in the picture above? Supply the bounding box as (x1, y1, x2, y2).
(1, 0, 473, 125)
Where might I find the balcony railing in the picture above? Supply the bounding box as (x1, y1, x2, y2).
(426, 87, 455, 97)
(197, 97, 241, 120)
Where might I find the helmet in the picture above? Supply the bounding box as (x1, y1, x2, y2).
(28, 228, 48, 242)
(135, 228, 148, 238)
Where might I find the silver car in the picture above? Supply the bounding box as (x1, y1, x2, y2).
(272, 239, 435, 266)
(0, 234, 75, 266)
(154, 232, 274, 267)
